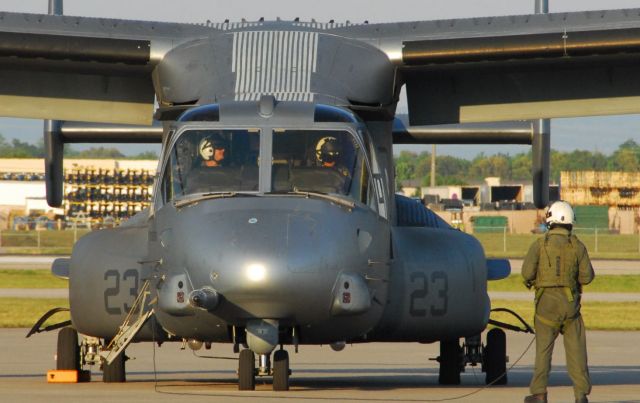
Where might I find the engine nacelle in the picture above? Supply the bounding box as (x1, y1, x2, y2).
(370, 227, 490, 342)
(68, 212, 159, 340)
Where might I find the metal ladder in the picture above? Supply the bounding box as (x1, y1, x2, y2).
(99, 279, 154, 365)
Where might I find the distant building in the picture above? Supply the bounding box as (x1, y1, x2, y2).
(398, 179, 422, 197)
(0, 158, 157, 228)
(561, 171, 640, 207)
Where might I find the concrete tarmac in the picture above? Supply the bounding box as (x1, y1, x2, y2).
(1, 329, 638, 402)
(0, 255, 58, 270)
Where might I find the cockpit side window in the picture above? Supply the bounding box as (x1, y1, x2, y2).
(271, 130, 367, 200)
(161, 129, 260, 202)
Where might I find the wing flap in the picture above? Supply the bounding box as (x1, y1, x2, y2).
(338, 8, 640, 124)
(402, 27, 640, 65)
(0, 68, 154, 124)
(0, 31, 150, 64)
(0, 12, 209, 124)
(404, 57, 640, 124)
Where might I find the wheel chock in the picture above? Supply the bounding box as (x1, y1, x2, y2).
(47, 369, 91, 383)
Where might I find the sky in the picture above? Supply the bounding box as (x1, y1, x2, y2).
(1, 0, 640, 158)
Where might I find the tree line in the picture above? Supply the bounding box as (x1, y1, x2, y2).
(395, 139, 640, 187)
(2, 133, 638, 178)
(0, 134, 158, 159)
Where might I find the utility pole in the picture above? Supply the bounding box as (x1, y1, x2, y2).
(534, 0, 548, 13)
(48, 0, 63, 15)
(535, 0, 551, 207)
(430, 144, 436, 187)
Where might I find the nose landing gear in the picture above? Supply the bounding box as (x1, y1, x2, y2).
(238, 349, 255, 390)
(272, 349, 290, 391)
(237, 348, 291, 391)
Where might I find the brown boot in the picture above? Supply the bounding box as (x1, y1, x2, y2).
(524, 393, 548, 403)
(575, 396, 588, 403)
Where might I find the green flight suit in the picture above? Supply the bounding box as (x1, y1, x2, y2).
(521, 226, 595, 399)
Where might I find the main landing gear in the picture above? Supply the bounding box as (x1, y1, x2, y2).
(436, 328, 508, 385)
(57, 327, 80, 371)
(55, 327, 128, 383)
(237, 348, 290, 391)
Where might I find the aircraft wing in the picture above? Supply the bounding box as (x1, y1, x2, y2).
(334, 8, 640, 125)
(0, 12, 210, 125)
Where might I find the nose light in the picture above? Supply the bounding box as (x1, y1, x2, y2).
(246, 263, 267, 282)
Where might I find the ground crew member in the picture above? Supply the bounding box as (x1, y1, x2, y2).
(522, 200, 595, 403)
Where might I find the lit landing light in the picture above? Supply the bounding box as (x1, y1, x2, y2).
(246, 263, 267, 282)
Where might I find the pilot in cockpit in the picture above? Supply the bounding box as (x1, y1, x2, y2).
(199, 134, 228, 167)
(316, 136, 350, 179)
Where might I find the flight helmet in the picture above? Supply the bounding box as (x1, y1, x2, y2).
(199, 134, 227, 161)
(545, 200, 575, 225)
(315, 136, 340, 164)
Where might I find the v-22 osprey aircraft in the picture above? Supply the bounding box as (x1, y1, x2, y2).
(6, 0, 640, 390)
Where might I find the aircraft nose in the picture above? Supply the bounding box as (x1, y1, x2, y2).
(177, 199, 365, 320)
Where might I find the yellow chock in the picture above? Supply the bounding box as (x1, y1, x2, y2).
(47, 369, 91, 383)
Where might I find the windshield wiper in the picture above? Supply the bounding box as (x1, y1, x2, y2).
(267, 191, 355, 211)
(174, 192, 257, 208)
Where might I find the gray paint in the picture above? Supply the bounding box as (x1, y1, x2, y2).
(4, 4, 639, 384)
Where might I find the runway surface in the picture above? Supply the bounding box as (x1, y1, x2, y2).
(1, 329, 638, 402)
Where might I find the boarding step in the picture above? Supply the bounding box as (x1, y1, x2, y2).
(99, 280, 153, 365)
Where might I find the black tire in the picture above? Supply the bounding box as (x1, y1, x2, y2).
(103, 352, 126, 383)
(485, 328, 507, 385)
(438, 339, 462, 385)
(238, 349, 255, 391)
(272, 349, 290, 391)
(56, 327, 80, 370)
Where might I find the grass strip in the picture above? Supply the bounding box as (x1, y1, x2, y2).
(491, 300, 640, 331)
(4, 270, 638, 292)
(0, 298, 69, 328)
(488, 274, 640, 293)
(0, 270, 68, 288)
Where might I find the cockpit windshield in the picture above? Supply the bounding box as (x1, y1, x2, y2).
(271, 130, 363, 197)
(162, 129, 260, 201)
(160, 127, 371, 205)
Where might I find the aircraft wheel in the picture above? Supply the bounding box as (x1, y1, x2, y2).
(103, 353, 126, 383)
(438, 339, 462, 385)
(484, 328, 507, 385)
(272, 349, 290, 391)
(56, 327, 80, 370)
(238, 349, 255, 390)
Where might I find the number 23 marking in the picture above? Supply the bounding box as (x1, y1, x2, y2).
(104, 269, 139, 315)
(409, 271, 448, 317)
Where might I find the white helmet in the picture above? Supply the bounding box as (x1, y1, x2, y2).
(545, 200, 575, 225)
(198, 134, 227, 161)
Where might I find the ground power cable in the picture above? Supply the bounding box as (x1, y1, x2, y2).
(416, 335, 537, 402)
(149, 321, 537, 402)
